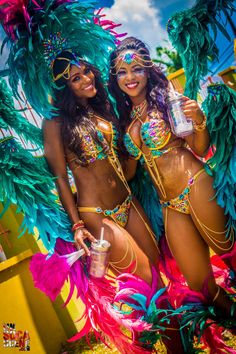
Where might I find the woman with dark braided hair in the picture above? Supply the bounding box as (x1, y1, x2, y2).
(108, 37, 236, 321)
(43, 50, 185, 354)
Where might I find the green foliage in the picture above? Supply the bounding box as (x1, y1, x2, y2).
(152, 41, 182, 75)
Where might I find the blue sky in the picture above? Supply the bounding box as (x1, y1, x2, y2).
(0, 0, 235, 76)
(97, 0, 236, 74)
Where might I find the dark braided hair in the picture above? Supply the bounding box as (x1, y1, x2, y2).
(108, 37, 169, 145)
(52, 51, 116, 163)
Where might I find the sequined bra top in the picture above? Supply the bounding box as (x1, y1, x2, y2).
(124, 112, 172, 164)
(66, 119, 118, 169)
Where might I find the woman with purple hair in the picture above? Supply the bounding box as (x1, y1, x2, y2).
(108, 37, 236, 321)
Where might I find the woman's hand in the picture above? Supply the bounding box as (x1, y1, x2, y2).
(182, 96, 210, 156)
(181, 96, 205, 125)
(74, 227, 96, 256)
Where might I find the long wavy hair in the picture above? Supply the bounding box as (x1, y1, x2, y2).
(52, 51, 115, 163)
(108, 37, 169, 140)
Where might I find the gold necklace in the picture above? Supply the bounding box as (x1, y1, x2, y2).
(86, 105, 94, 119)
(130, 100, 147, 121)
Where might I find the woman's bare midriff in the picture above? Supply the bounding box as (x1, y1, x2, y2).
(145, 146, 205, 201)
(72, 158, 129, 208)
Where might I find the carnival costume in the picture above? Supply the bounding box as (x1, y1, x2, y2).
(166, 0, 236, 262)
(65, 118, 130, 227)
(166, 0, 236, 341)
(108, 1, 236, 351)
(116, 65, 236, 354)
(167, 0, 236, 100)
(0, 1, 186, 353)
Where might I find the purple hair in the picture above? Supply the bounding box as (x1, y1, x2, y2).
(108, 37, 170, 143)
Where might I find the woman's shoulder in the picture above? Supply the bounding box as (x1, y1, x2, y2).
(96, 117, 113, 134)
(42, 116, 62, 130)
(42, 117, 63, 143)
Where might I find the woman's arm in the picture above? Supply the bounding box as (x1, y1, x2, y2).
(181, 96, 210, 157)
(43, 118, 96, 254)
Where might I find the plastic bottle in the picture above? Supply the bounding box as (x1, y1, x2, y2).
(167, 86, 194, 137)
(88, 240, 110, 278)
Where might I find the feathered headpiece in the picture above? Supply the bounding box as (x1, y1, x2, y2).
(167, 0, 236, 99)
(202, 83, 236, 224)
(0, 0, 123, 118)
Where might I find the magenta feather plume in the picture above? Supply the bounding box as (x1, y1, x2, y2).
(0, 0, 31, 40)
(30, 252, 71, 301)
(68, 276, 153, 354)
(30, 237, 86, 302)
(94, 8, 126, 43)
(54, 238, 88, 302)
(40, 238, 154, 353)
(117, 266, 163, 306)
(30, 247, 85, 301)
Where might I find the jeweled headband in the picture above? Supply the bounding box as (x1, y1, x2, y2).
(43, 32, 81, 82)
(111, 49, 153, 74)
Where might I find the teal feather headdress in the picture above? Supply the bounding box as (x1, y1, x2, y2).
(202, 83, 236, 225)
(167, 0, 236, 99)
(0, 0, 121, 118)
(0, 136, 73, 252)
(0, 77, 42, 147)
(0, 77, 73, 251)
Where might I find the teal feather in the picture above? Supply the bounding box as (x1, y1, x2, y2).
(0, 137, 73, 251)
(1, 0, 118, 118)
(0, 78, 42, 147)
(147, 287, 167, 317)
(130, 294, 148, 312)
(180, 299, 236, 346)
(167, 0, 236, 99)
(202, 84, 236, 224)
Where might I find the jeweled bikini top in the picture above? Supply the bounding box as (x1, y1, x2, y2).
(124, 111, 172, 163)
(66, 119, 118, 168)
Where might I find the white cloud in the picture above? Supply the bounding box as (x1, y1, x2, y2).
(104, 0, 169, 57)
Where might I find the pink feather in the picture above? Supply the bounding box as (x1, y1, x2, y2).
(68, 276, 153, 354)
(0, 0, 31, 40)
(30, 238, 86, 301)
(31, 238, 155, 353)
(30, 252, 71, 301)
(220, 242, 236, 271)
(202, 325, 236, 354)
(93, 8, 127, 43)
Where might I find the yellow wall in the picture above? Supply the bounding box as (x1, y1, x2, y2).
(0, 251, 68, 354)
(218, 66, 236, 91)
(0, 204, 85, 354)
(167, 68, 186, 94)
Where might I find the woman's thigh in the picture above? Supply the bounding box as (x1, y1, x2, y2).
(80, 204, 161, 285)
(189, 172, 234, 254)
(124, 197, 162, 285)
(125, 197, 160, 264)
(163, 207, 216, 293)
